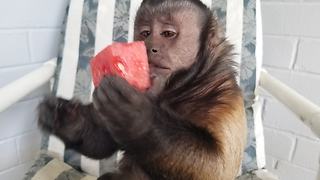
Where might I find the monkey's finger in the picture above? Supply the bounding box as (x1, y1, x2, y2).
(92, 88, 118, 119)
(92, 99, 122, 130)
(95, 76, 141, 120)
(92, 89, 105, 111)
(107, 76, 143, 105)
(93, 85, 127, 122)
(98, 77, 135, 114)
(98, 76, 130, 105)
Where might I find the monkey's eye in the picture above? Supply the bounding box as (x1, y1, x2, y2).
(161, 31, 176, 38)
(140, 30, 151, 38)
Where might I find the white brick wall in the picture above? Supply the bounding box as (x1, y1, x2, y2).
(0, 0, 69, 180)
(262, 0, 320, 179)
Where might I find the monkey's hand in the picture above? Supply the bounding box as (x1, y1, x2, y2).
(92, 76, 155, 147)
(38, 96, 118, 159)
(38, 96, 84, 144)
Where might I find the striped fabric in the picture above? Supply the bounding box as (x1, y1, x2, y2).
(32, 0, 264, 178)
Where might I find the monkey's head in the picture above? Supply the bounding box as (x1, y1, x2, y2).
(134, 0, 218, 96)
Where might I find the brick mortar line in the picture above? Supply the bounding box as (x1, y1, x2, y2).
(263, 65, 292, 72)
(264, 126, 319, 141)
(292, 68, 320, 76)
(0, 61, 48, 70)
(264, 33, 320, 40)
(26, 31, 32, 63)
(262, 1, 302, 5)
(289, 138, 298, 162)
(262, 1, 320, 5)
(0, 27, 61, 32)
(15, 138, 22, 165)
(0, 160, 34, 176)
(0, 127, 41, 144)
(264, 34, 320, 42)
(290, 39, 300, 70)
(265, 154, 318, 173)
(264, 66, 320, 77)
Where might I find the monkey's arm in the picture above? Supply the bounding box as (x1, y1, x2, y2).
(143, 99, 245, 180)
(38, 97, 118, 159)
(126, 103, 245, 180)
(93, 76, 246, 180)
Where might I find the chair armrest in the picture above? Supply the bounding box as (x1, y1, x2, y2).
(259, 69, 320, 138)
(0, 58, 57, 112)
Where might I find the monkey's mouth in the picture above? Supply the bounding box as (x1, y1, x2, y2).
(149, 63, 170, 81)
(149, 63, 170, 71)
(149, 64, 170, 76)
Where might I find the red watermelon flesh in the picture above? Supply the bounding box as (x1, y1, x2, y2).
(90, 41, 150, 92)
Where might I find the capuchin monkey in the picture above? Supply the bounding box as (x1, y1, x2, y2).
(38, 0, 247, 179)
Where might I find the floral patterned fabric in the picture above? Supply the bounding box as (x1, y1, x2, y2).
(241, 0, 260, 173)
(29, 0, 263, 178)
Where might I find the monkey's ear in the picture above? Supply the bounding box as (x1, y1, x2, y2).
(204, 16, 223, 50)
(203, 15, 235, 64)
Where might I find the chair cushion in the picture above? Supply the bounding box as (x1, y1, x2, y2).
(28, 0, 265, 178)
(25, 152, 264, 180)
(25, 151, 96, 180)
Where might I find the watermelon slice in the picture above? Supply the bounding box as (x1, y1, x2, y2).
(90, 41, 150, 92)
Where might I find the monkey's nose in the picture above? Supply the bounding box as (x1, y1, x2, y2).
(151, 48, 158, 53)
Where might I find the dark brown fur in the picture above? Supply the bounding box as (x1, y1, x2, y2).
(38, 0, 246, 179)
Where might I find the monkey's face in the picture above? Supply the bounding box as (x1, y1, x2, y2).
(134, 8, 202, 95)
